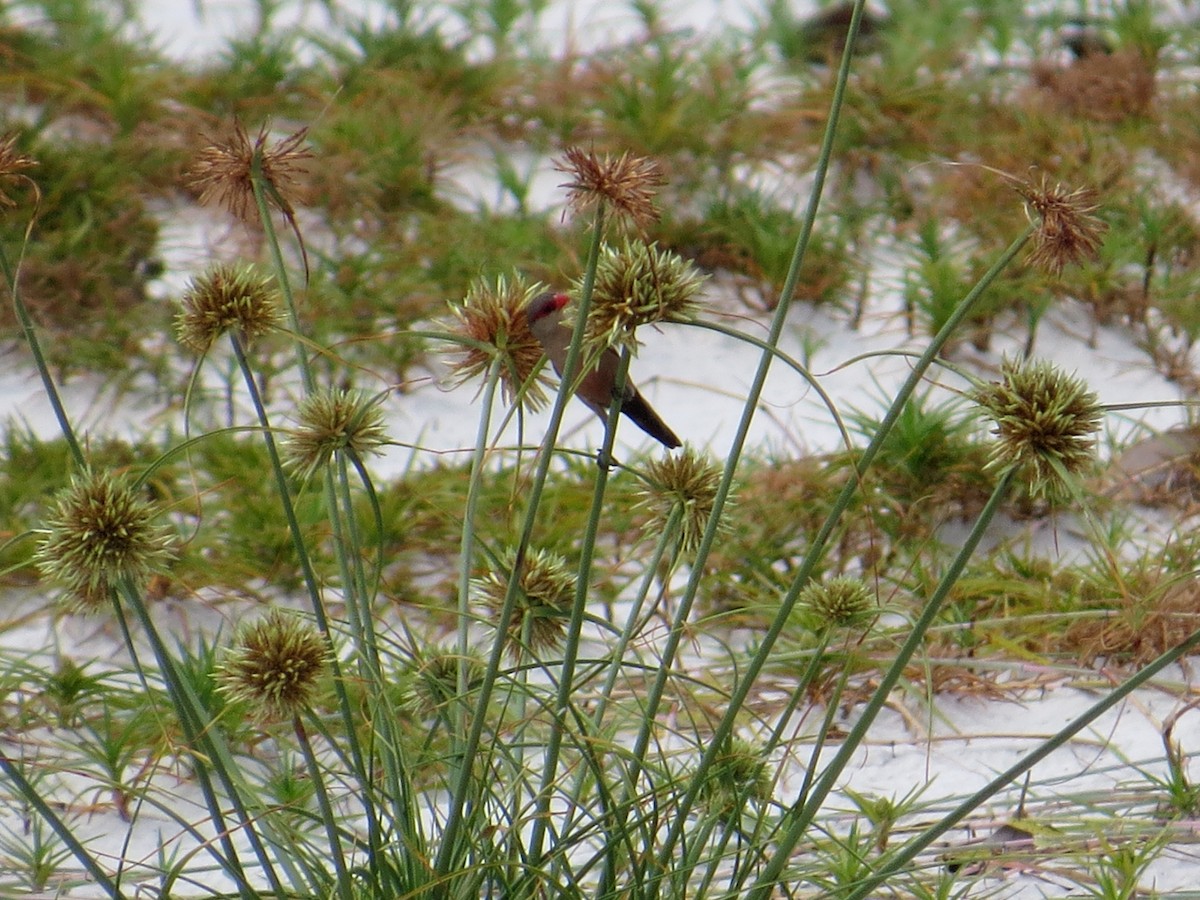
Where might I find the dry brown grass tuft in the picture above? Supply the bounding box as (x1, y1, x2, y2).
(1067, 577, 1200, 666)
(1032, 48, 1156, 123)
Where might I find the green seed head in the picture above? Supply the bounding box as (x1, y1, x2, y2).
(698, 737, 772, 823)
(474, 547, 575, 660)
(400, 648, 484, 719)
(283, 388, 389, 480)
(972, 356, 1103, 503)
(176, 263, 283, 353)
(36, 469, 175, 610)
(579, 239, 707, 353)
(637, 447, 725, 558)
(798, 576, 875, 632)
(216, 609, 328, 722)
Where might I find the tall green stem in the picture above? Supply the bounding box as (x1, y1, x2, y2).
(625, 7, 871, 892)
(227, 335, 372, 833)
(435, 204, 608, 880)
(525, 346, 631, 877)
(455, 356, 504, 741)
(294, 715, 354, 900)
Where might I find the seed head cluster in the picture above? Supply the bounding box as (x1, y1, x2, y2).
(972, 356, 1103, 503)
(188, 121, 311, 222)
(581, 239, 706, 352)
(283, 388, 389, 480)
(637, 448, 724, 558)
(175, 263, 283, 353)
(0, 134, 36, 208)
(556, 146, 666, 232)
(36, 469, 175, 611)
(217, 609, 329, 722)
(798, 576, 875, 632)
(1016, 176, 1107, 276)
(697, 737, 771, 824)
(474, 547, 575, 660)
(446, 275, 555, 411)
(400, 648, 484, 720)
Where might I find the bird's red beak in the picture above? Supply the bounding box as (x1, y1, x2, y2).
(550, 292, 570, 310)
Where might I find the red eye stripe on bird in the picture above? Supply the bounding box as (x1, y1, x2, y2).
(526, 291, 681, 449)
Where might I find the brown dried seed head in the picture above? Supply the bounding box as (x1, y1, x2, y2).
(189, 121, 311, 222)
(1016, 176, 1107, 276)
(0, 134, 36, 208)
(445, 276, 555, 410)
(556, 146, 666, 231)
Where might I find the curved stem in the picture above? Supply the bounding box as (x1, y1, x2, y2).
(1, 219, 84, 466)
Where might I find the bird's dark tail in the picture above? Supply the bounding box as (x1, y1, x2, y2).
(621, 390, 681, 449)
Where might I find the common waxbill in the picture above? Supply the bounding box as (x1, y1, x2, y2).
(527, 291, 681, 449)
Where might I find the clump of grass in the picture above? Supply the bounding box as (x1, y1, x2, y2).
(1066, 566, 1200, 666)
(1032, 48, 1157, 123)
(681, 188, 851, 309)
(6, 1, 1200, 898)
(847, 389, 994, 535)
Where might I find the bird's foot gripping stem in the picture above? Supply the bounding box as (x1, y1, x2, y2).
(595, 447, 617, 471)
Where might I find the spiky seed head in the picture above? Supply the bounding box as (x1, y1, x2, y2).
(216, 609, 329, 722)
(188, 120, 311, 222)
(555, 146, 666, 232)
(474, 547, 575, 660)
(283, 388, 390, 480)
(0, 134, 36, 208)
(971, 356, 1103, 503)
(400, 648, 485, 719)
(1015, 176, 1107, 276)
(578, 239, 707, 352)
(446, 275, 555, 410)
(175, 263, 283, 353)
(637, 447, 725, 558)
(36, 469, 176, 611)
(798, 576, 875, 632)
(697, 737, 772, 823)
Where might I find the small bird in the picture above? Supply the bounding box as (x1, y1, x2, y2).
(526, 291, 681, 449)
